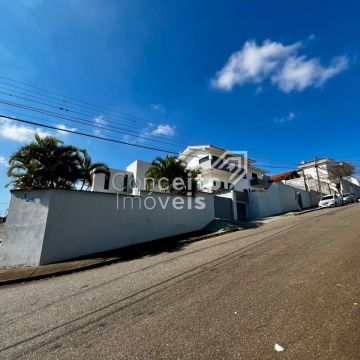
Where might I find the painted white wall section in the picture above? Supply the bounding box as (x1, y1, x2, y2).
(0, 189, 214, 266)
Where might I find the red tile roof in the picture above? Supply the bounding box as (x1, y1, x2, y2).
(270, 170, 299, 182)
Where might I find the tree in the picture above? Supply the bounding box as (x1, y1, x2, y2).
(145, 155, 199, 195)
(78, 149, 109, 190)
(327, 162, 355, 194)
(7, 133, 109, 191)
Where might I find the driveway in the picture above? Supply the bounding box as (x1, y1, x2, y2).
(0, 204, 359, 359)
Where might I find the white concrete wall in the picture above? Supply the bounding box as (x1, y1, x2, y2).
(248, 183, 319, 220)
(342, 179, 360, 198)
(0, 190, 52, 266)
(0, 189, 214, 266)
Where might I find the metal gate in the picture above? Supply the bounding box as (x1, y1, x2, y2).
(214, 196, 233, 219)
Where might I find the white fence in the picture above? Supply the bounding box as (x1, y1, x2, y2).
(0, 189, 215, 266)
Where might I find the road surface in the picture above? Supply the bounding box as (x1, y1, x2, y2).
(0, 205, 359, 359)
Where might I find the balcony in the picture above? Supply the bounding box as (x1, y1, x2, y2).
(199, 156, 247, 178)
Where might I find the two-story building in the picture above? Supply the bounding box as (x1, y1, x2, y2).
(179, 145, 269, 220)
(271, 158, 360, 197)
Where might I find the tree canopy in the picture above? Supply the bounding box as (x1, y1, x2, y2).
(7, 134, 109, 191)
(145, 155, 199, 195)
(327, 162, 356, 193)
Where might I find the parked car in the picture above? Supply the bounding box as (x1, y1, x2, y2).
(318, 194, 343, 208)
(342, 193, 355, 204)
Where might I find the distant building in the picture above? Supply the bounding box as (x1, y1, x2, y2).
(298, 158, 356, 194)
(272, 158, 360, 196)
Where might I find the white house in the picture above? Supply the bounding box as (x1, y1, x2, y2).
(277, 158, 360, 197)
(91, 160, 151, 194)
(178, 145, 269, 193)
(179, 145, 269, 221)
(298, 158, 357, 195)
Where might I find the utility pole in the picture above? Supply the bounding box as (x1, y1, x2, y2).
(314, 156, 322, 194)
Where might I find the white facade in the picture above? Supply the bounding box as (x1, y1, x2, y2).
(179, 145, 268, 193)
(91, 168, 132, 194)
(91, 160, 151, 194)
(126, 160, 151, 191)
(298, 158, 357, 195)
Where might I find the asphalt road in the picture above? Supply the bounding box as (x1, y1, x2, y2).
(0, 205, 359, 359)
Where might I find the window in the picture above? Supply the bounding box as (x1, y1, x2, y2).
(104, 173, 110, 190)
(123, 174, 128, 192)
(252, 173, 258, 179)
(199, 156, 209, 164)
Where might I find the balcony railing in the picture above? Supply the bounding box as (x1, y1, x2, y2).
(199, 157, 247, 178)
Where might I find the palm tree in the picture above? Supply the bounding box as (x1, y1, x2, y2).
(78, 149, 109, 190)
(145, 155, 199, 195)
(7, 133, 109, 191)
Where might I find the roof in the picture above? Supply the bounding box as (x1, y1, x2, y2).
(179, 144, 256, 163)
(270, 170, 299, 182)
(298, 158, 354, 170)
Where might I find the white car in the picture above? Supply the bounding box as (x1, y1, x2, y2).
(342, 193, 355, 204)
(318, 194, 343, 208)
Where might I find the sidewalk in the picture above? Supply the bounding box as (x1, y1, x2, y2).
(0, 226, 240, 286)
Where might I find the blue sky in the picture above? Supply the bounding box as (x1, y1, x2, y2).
(0, 0, 360, 212)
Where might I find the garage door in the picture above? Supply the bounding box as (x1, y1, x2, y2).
(214, 196, 233, 219)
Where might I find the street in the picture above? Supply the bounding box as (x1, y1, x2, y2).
(0, 205, 359, 359)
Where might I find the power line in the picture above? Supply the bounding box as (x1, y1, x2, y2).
(0, 97, 304, 168)
(0, 75, 209, 144)
(0, 114, 180, 155)
(0, 81, 214, 147)
(0, 113, 304, 170)
(0, 75, 156, 125)
(0, 98, 188, 148)
(0, 111, 307, 170)
(0, 74, 298, 161)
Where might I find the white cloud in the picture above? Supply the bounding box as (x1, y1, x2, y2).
(272, 56, 348, 92)
(274, 112, 296, 123)
(0, 156, 7, 166)
(150, 103, 165, 112)
(94, 115, 107, 126)
(93, 115, 107, 136)
(56, 124, 76, 135)
(151, 124, 176, 137)
(211, 40, 349, 93)
(0, 117, 51, 142)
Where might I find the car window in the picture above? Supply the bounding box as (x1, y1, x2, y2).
(321, 195, 334, 200)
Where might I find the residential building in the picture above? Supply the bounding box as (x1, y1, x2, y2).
(179, 145, 269, 221)
(179, 145, 269, 193)
(271, 158, 360, 196)
(91, 160, 151, 194)
(298, 158, 356, 195)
